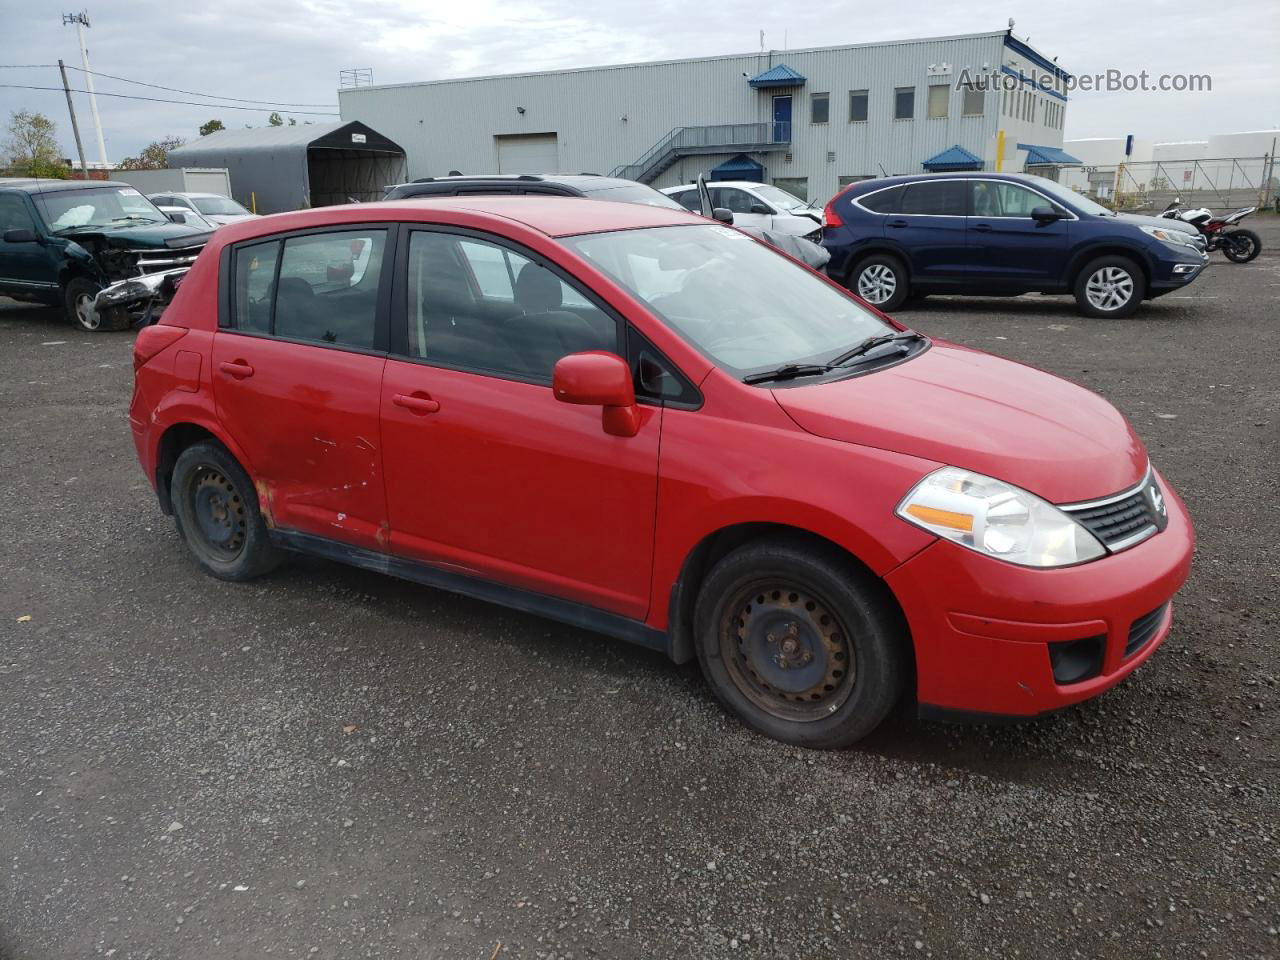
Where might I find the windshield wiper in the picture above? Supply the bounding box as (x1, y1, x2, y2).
(742, 363, 832, 385)
(112, 215, 162, 224)
(828, 331, 924, 367)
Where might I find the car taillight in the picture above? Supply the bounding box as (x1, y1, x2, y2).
(822, 197, 844, 228)
(133, 325, 187, 372)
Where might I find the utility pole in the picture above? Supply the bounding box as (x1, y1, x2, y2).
(62, 11, 108, 170)
(57, 59, 88, 178)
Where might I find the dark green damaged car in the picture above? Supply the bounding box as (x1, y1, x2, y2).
(0, 179, 210, 331)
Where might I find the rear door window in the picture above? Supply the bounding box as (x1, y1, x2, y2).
(228, 228, 388, 350)
(899, 181, 967, 216)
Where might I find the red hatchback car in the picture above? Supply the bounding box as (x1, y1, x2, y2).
(129, 197, 1193, 747)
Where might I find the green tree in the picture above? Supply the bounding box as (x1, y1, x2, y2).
(198, 119, 225, 137)
(118, 135, 185, 170)
(3, 110, 67, 178)
(267, 112, 284, 126)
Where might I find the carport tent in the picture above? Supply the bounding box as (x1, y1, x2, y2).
(167, 121, 406, 214)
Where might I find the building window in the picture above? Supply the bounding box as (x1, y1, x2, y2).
(771, 177, 809, 203)
(927, 84, 949, 119)
(849, 89, 868, 122)
(962, 87, 984, 116)
(894, 86, 915, 120)
(810, 92, 829, 124)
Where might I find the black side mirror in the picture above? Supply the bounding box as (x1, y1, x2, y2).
(3, 229, 40, 243)
(749, 203, 771, 215)
(1030, 205, 1063, 223)
(712, 207, 734, 224)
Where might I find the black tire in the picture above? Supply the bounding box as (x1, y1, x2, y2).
(1072, 255, 1144, 318)
(848, 254, 910, 312)
(1222, 229, 1261, 263)
(63, 276, 129, 332)
(171, 442, 282, 581)
(693, 537, 908, 748)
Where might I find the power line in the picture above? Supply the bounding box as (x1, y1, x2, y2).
(0, 63, 337, 109)
(0, 83, 339, 115)
(61, 63, 338, 108)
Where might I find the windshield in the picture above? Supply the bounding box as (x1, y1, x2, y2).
(578, 183, 685, 210)
(35, 186, 166, 231)
(752, 183, 812, 211)
(191, 195, 249, 216)
(561, 224, 891, 375)
(1031, 178, 1114, 217)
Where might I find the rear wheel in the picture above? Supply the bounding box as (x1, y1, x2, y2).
(171, 442, 282, 581)
(1222, 229, 1260, 263)
(849, 254, 910, 312)
(1073, 256, 1143, 318)
(694, 538, 907, 748)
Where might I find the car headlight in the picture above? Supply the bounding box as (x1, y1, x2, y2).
(896, 467, 1105, 568)
(1139, 225, 1198, 248)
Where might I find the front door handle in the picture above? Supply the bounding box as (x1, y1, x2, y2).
(393, 392, 441, 416)
(887, 219, 908, 229)
(971, 223, 993, 232)
(219, 359, 254, 379)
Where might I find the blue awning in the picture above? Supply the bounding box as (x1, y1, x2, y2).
(710, 153, 764, 182)
(1018, 143, 1081, 166)
(748, 64, 807, 88)
(922, 144, 983, 171)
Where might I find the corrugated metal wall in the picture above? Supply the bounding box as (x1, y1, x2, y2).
(340, 32, 1067, 204)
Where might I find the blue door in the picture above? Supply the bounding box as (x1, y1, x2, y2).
(966, 180, 1068, 288)
(888, 179, 968, 284)
(772, 96, 792, 143)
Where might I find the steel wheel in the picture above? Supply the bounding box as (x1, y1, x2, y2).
(190, 467, 247, 561)
(720, 581, 856, 723)
(857, 263, 897, 305)
(1084, 266, 1135, 312)
(73, 291, 100, 331)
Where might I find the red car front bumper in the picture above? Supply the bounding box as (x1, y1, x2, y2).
(886, 473, 1194, 717)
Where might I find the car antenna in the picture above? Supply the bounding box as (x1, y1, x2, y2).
(878, 163, 888, 177)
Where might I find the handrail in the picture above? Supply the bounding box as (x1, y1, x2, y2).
(609, 121, 790, 181)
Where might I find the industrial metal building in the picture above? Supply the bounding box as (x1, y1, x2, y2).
(168, 121, 407, 214)
(338, 30, 1073, 204)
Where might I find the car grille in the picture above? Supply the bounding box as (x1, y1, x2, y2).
(127, 242, 207, 275)
(1125, 603, 1168, 658)
(1061, 478, 1159, 550)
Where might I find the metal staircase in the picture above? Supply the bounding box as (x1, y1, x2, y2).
(609, 122, 791, 183)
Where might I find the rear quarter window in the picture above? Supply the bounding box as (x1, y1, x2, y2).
(856, 185, 903, 214)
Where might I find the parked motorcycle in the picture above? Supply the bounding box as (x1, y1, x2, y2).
(1160, 199, 1262, 263)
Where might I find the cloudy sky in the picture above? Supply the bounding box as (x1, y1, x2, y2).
(1, 0, 1276, 162)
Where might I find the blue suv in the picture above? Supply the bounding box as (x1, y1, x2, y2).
(821, 172, 1207, 318)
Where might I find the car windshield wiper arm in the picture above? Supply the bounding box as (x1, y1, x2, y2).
(112, 215, 162, 224)
(828, 331, 923, 367)
(742, 363, 832, 385)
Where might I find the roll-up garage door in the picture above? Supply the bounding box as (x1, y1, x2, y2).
(495, 134, 559, 174)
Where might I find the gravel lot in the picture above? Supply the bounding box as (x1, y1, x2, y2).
(1, 222, 1277, 960)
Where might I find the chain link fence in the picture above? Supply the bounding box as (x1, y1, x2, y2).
(1061, 156, 1277, 212)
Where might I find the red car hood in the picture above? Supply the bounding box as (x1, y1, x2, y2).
(773, 341, 1148, 504)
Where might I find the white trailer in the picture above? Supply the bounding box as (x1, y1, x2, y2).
(107, 167, 233, 197)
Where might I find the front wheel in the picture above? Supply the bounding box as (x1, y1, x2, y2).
(1222, 229, 1261, 263)
(62, 276, 131, 332)
(694, 538, 908, 748)
(171, 442, 282, 581)
(1073, 256, 1143, 318)
(849, 254, 910, 312)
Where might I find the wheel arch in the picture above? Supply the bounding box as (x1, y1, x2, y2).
(1067, 245, 1152, 295)
(665, 521, 915, 680)
(152, 419, 254, 517)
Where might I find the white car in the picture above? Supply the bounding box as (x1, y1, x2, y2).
(661, 181, 823, 240)
(155, 205, 219, 231)
(146, 192, 257, 226)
